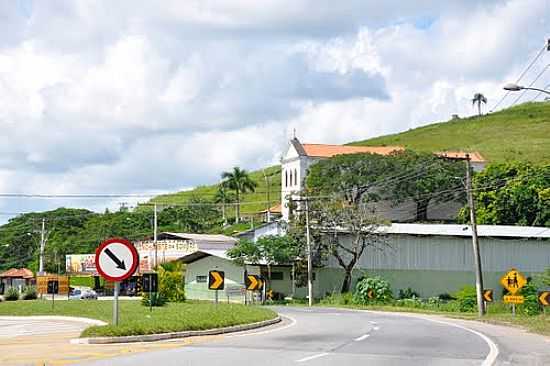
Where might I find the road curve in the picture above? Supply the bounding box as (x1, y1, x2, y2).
(80, 307, 495, 366)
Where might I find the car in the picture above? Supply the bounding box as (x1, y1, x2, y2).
(69, 287, 98, 300)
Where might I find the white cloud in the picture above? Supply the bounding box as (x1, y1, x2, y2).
(0, 0, 548, 223)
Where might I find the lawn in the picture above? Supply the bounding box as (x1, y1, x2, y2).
(0, 300, 277, 338)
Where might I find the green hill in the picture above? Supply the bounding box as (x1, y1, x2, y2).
(150, 102, 550, 212)
(150, 165, 281, 216)
(349, 102, 550, 164)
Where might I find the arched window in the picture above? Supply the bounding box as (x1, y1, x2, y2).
(285, 170, 288, 187)
(289, 170, 293, 187)
(294, 169, 298, 186)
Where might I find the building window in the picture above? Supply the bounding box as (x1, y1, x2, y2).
(271, 272, 284, 280)
(289, 170, 293, 187)
(285, 170, 288, 187)
(294, 169, 298, 186)
(196, 275, 207, 283)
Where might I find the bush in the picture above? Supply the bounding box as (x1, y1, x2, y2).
(22, 286, 38, 300)
(454, 285, 477, 312)
(158, 265, 186, 302)
(438, 293, 456, 301)
(518, 281, 541, 316)
(398, 288, 419, 299)
(141, 292, 167, 307)
(4, 287, 19, 301)
(353, 276, 393, 305)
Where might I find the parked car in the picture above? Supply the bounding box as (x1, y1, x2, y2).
(69, 287, 98, 300)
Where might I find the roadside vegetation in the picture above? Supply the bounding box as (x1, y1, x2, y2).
(0, 300, 277, 338)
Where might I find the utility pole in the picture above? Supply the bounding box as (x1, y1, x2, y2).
(154, 203, 158, 269)
(466, 154, 485, 316)
(38, 218, 46, 275)
(263, 169, 271, 223)
(305, 196, 313, 307)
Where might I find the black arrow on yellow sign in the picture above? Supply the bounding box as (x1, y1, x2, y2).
(208, 270, 224, 290)
(483, 289, 493, 302)
(245, 274, 261, 291)
(538, 291, 550, 306)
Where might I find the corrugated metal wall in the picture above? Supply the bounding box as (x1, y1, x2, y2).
(328, 234, 550, 272)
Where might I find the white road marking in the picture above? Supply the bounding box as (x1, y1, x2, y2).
(228, 315, 297, 338)
(296, 352, 330, 363)
(373, 326, 380, 331)
(354, 334, 370, 341)
(368, 321, 377, 325)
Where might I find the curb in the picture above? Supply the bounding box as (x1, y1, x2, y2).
(0, 316, 107, 326)
(73, 316, 282, 344)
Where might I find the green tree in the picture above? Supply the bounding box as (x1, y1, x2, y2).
(459, 162, 550, 226)
(472, 93, 487, 116)
(221, 167, 258, 223)
(257, 235, 300, 287)
(389, 150, 466, 221)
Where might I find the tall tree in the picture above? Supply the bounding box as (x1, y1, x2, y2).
(221, 167, 258, 223)
(472, 93, 487, 116)
(310, 199, 387, 293)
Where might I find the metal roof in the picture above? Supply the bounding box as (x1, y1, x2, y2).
(158, 232, 237, 245)
(178, 250, 230, 264)
(385, 223, 550, 239)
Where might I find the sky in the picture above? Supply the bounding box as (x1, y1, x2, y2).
(0, 0, 549, 222)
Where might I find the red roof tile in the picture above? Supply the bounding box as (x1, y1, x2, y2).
(302, 144, 404, 158)
(0, 268, 34, 278)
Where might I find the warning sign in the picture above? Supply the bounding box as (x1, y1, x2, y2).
(500, 268, 527, 295)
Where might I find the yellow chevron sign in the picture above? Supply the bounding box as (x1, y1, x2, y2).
(483, 289, 493, 302)
(245, 274, 263, 291)
(208, 270, 225, 290)
(539, 291, 550, 306)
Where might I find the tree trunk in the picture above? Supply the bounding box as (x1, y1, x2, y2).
(221, 202, 226, 224)
(341, 269, 353, 293)
(477, 102, 481, 116)
(415, 199, 429, 221)
(235, 189, 240, 223)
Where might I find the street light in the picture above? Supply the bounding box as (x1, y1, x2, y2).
(503, 83, 550, 95)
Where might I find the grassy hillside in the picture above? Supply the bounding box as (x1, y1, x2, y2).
(150, 165, 281, 216)
(350, 102, 550, 164)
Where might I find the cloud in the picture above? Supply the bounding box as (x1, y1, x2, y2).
(0, 0, 548, 223)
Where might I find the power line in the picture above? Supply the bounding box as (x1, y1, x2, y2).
(509, 63, 550, 106)
(490, 42, 548, 112)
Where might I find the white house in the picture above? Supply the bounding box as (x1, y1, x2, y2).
(280, 138, 487, 221)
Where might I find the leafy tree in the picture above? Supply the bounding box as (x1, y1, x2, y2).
(389, 150, 465, 221)
(472, 93, 487, 116)
(226, 238, 263, 268)
(221, 167, 258, 224)
(459, 162, 550, 226)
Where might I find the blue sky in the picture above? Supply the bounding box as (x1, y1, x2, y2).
(0, 0, 549, 222)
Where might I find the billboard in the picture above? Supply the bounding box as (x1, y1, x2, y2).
(66, 254, 97, 275)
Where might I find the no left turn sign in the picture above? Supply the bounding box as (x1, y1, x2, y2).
(95, 238, 139, 282)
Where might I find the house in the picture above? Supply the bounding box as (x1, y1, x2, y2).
(179, 223, 550, 301)
(0, 268, 34, 293)
(280, 138, 487, 221)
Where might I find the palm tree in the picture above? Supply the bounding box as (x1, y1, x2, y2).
(213, 181, 235, 225)
(472, 93, 487, 116)
(221, 167, 258, 223)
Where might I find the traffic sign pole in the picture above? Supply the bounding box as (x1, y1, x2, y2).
(113, 282, 120, 326)
(149, 275, 153, 313)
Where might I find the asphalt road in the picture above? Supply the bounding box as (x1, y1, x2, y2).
(80, 307, 498, 366)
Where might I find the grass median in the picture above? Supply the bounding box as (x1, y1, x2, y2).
(0, 300, 277, 338)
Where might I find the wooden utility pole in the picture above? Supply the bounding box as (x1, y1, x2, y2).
(154, 203, 158, 269)
(466, 154, 485, 316)
(38, 218, 46, 275)
(305, 196, 313, 307)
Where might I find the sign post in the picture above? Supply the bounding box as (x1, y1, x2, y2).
(142, 273, 158, 313)
(208, 270, 225, 305)
(500, 268, 527, 316)
(95, 238, 139, 326)
(47, 280, 59, 309)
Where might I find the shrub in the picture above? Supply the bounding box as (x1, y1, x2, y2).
(158, 265, 186, 302)
(437, 293, 456, 301)
(353, 276, 393, 305)
(4, 287, 19, 301)
(518, 281, 540, 316)
(398, 288, 419, 299)
(141, 292, 167, 307)
(22, 286, 38, 300)
(454, 285, 477, 312)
